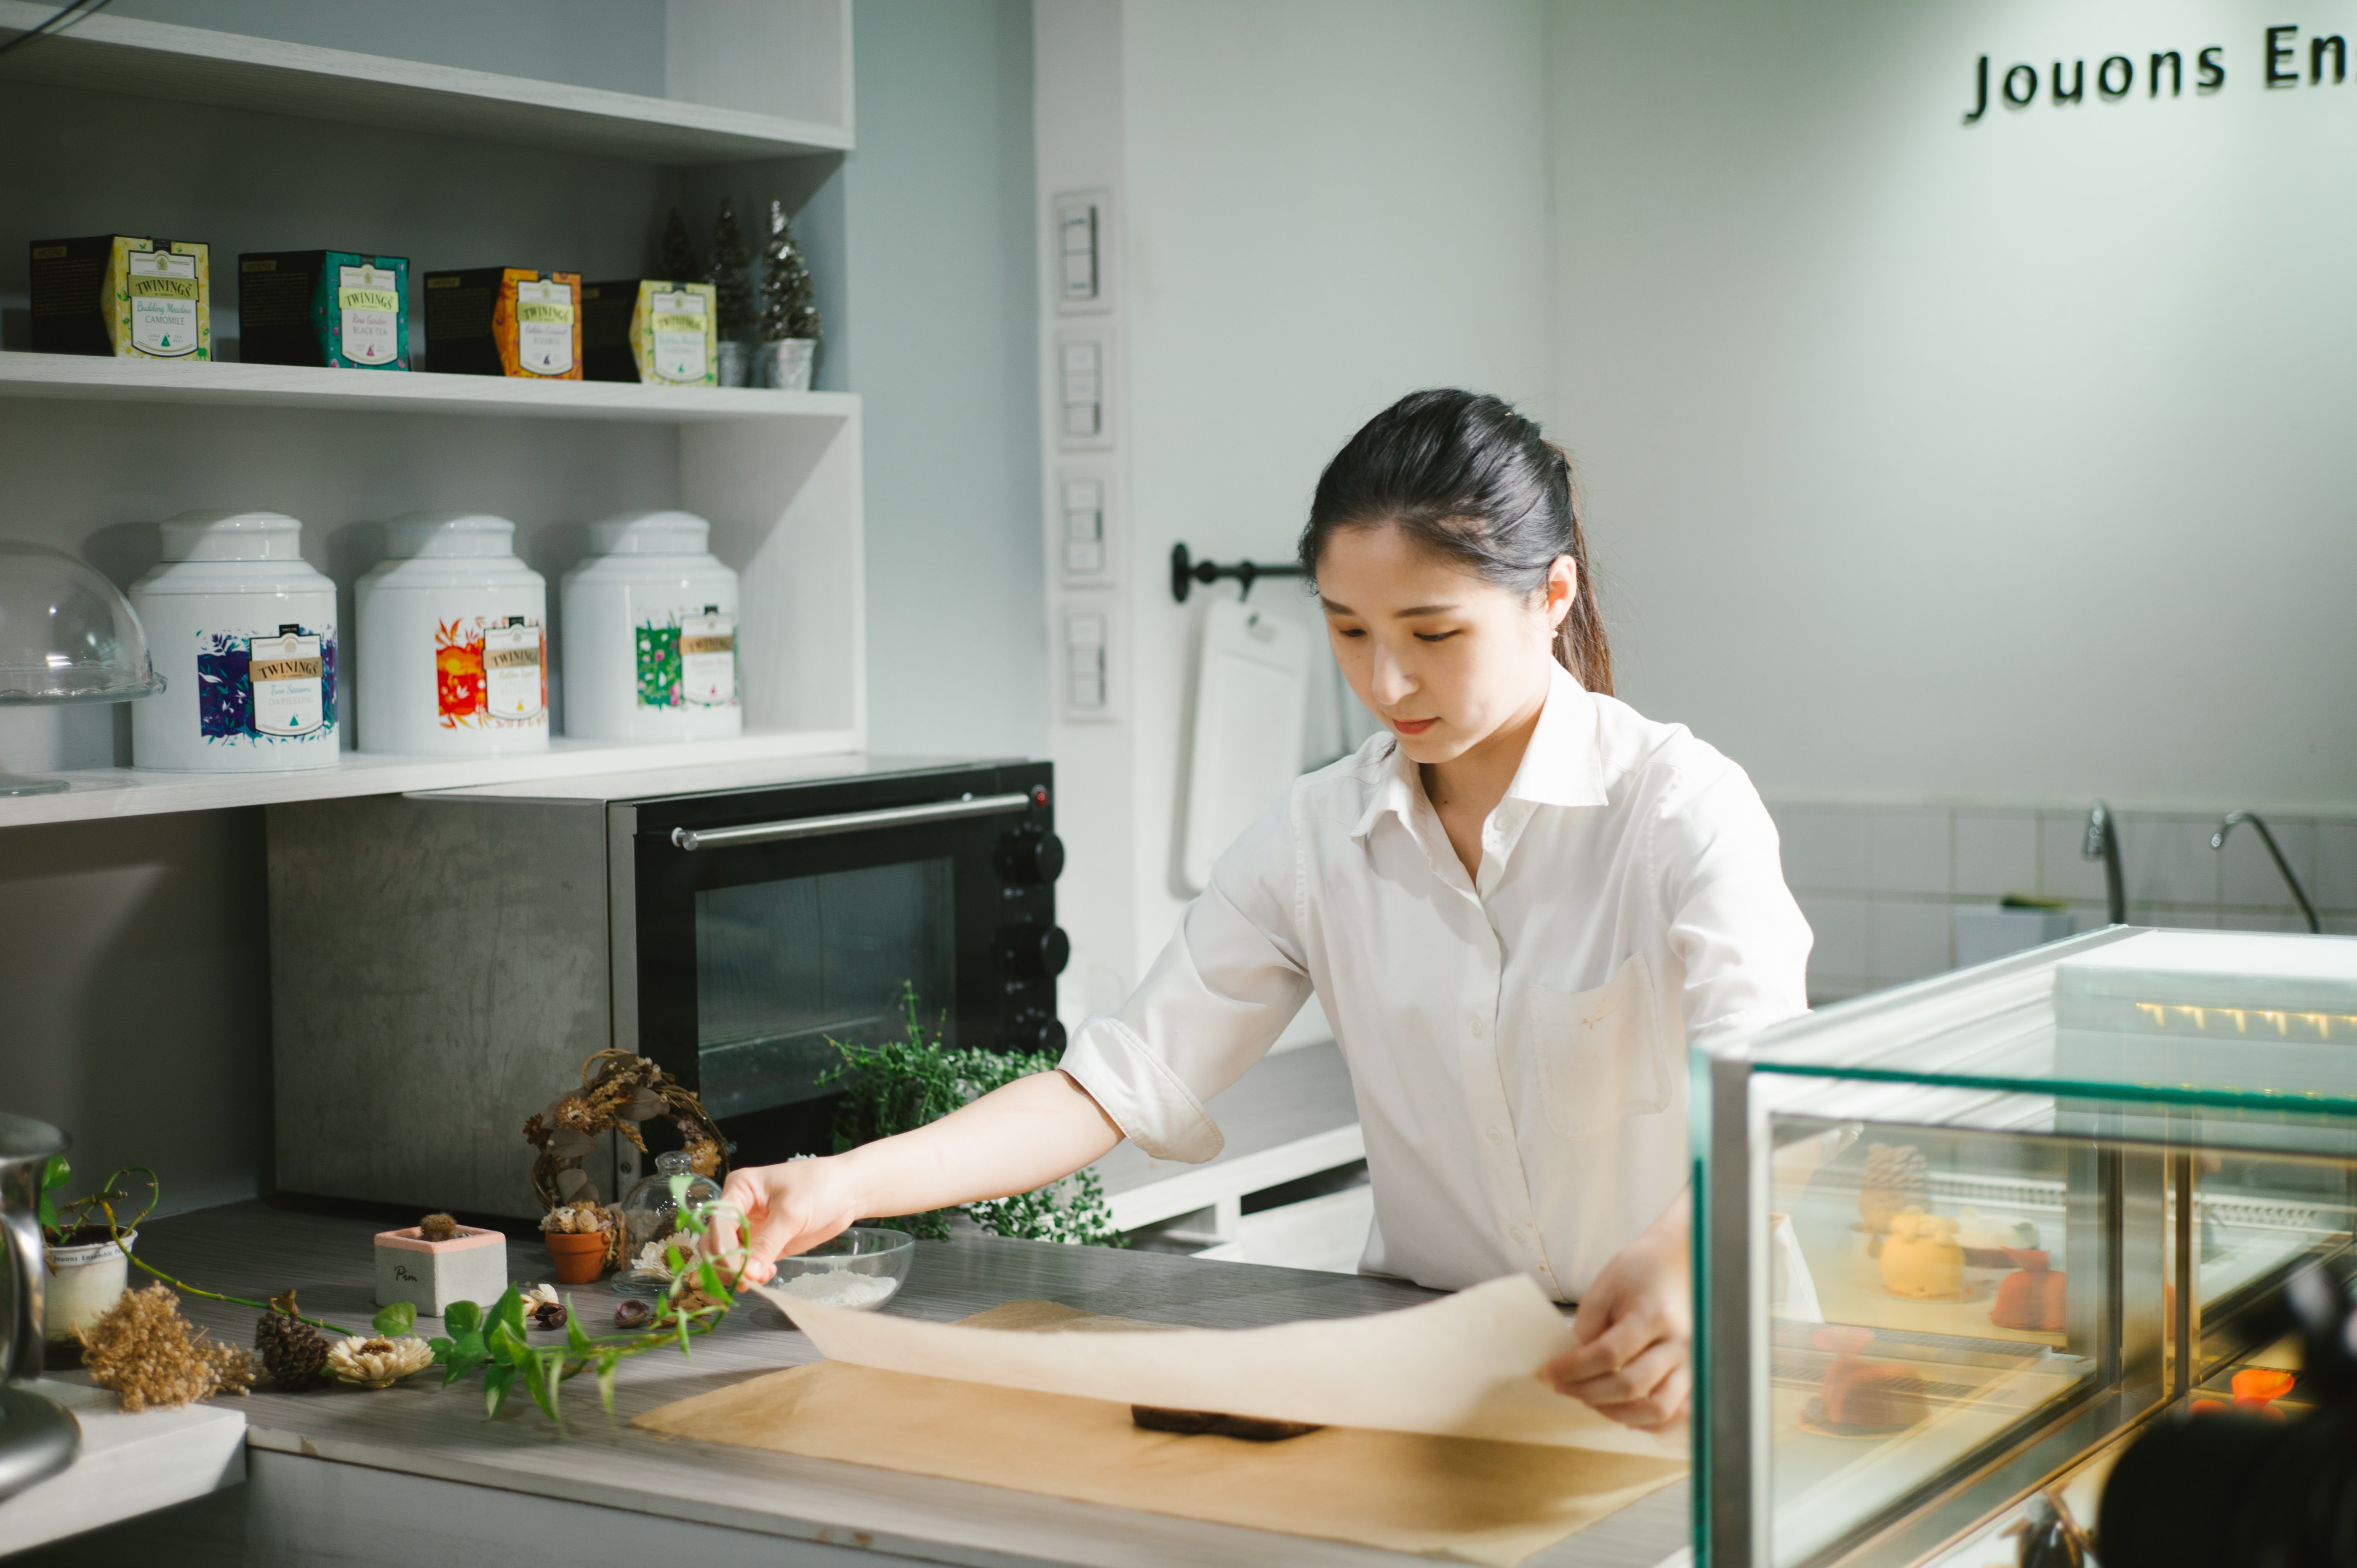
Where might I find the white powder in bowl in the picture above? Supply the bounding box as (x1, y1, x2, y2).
(775, 1271, 896, 1308)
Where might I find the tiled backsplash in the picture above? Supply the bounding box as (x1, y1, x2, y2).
(1766, 802, 2357, 1005)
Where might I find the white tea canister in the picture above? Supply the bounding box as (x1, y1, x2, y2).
(560, 510, 742, 741)
(129, 510, 339, 771)
(355, 512, 549, 755)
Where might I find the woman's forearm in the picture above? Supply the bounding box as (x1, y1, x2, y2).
(838, 1068, 1125, 1219)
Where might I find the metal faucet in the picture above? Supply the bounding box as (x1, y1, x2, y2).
(2082, 802, 2126, 926)
(2210, 812, 2321, 933)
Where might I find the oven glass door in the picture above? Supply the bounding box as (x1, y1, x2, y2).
(693, 855, 956, 1119)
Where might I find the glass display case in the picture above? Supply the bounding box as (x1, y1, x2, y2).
(1698, 928, 2357, 1567)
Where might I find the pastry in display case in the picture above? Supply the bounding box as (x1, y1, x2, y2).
(1697, 928, 2357, 1567)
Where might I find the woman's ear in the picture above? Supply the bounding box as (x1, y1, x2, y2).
(1545, 555, 1577, 632)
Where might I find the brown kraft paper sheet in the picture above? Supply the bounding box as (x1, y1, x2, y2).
(634, 1299, 1687, 1567)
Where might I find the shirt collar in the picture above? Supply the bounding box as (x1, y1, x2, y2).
(1349, 663, 1606, 842)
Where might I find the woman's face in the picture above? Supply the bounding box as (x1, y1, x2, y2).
(1316, 523, 1574, 769)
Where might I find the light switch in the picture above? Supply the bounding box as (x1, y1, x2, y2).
(1059, 339, 1104, 441)
(1057, 472, 1112, 586)
(1065, 612, 1108, 713)
(1054, 191, 1108, 312)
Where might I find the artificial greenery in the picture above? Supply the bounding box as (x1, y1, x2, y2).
(425, 1171, 738, 1429)
(46, 1158, 739, 1427)
(37, 1157, 157, 1246)
(823, 985, 1123, 1247)
(705, 197, 754, 341)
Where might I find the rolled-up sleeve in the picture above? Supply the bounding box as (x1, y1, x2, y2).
(1653, 756, 1813, 1052)
(1058, 791, 1314, 1162)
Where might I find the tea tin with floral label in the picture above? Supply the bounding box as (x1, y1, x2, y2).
(355, 512, 549, 755)
(129, 511, 339, 771)
(559, 511, 741, 741)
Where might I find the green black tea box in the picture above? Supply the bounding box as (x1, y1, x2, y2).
(239, 251, 411, 369)
(31, 235, 212, 359)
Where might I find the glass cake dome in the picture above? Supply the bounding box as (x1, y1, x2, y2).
(0, 541, 164, 795)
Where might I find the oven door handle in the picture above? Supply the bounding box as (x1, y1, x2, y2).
(668, 791, 1035, 851)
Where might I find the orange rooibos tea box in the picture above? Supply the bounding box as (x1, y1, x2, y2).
(421, 268, 580, 378)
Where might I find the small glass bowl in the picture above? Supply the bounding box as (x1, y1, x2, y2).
(767, 1227, 915, 1313)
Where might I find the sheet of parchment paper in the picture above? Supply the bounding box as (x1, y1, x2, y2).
(636, 1300, 1686, 1568)
(749, 1273, 1677, 1458)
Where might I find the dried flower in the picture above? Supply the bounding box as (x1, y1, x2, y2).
(77, 1283, 245, 1412)
(522, 1113, 552, 1150)
(418, 1213, 459, 1243)
(326, 1334, 434, 1389)
(630, 1236, 682, 1282)
(681, 1136, 723, 1179)
(521, 1283, 568, 1331)
(612, 1299, 653, 1330)
(552, 1093, 596, 1134)
(539, 1201, 611, 1234)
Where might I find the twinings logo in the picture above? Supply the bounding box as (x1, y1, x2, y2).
(1965, 25, 2349, 123)
(517, 302, 572, 324)
(251, 655, 323, 682)
(681, 633, 734, 656)
(130, 277, 201, 299)
(485, 645, 541, 671)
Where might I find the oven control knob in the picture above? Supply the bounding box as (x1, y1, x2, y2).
(994, 829, 1065, 885)
(1001, 1009, 1066, 1054)
(995, 921, 1070, 979)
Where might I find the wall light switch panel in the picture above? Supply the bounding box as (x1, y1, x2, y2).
(1056, 331, 1113, 451)
(1057, 471, 1113, 586)
(1053, 189, 1112, 315)
(1061, 607, 1116, 722)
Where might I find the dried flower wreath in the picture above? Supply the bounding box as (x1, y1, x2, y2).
(522, 1048, 729, 1212)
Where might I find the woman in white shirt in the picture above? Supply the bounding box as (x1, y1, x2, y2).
(723, 389, 1811, 1430)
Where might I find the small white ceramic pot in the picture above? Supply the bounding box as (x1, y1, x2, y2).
(355, 512, 549, 756)
(756, 338, 815, 392)
(43, 1228, 134, 1345)
(374, 1224, 509, 1318)
(129, 511, 340, 771)
(558, 511, 742, 742)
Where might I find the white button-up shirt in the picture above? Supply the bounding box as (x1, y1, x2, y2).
(1060, 664, 1811, 1299)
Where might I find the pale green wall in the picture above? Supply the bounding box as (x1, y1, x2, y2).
(1550, 0, 2357, 809)
(847, 0, 1047, 757)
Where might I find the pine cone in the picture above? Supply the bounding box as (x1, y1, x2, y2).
(255, 1290, 330, 1390)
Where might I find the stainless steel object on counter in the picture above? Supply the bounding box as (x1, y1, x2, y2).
(0, 1113, 80, 1499)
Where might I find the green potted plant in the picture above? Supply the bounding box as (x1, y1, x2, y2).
(36, 1160, 154, 1365)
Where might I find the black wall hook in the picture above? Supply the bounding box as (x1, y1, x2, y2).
(1170, 543, 1307, 603)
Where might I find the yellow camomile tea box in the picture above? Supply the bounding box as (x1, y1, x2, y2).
(30, 235, 211, 359)
(582, 279, 717, 385)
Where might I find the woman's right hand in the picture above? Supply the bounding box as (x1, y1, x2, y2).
(718, 1157, 864, 1284)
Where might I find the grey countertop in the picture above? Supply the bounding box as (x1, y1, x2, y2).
(30, 1201, 1686, 1568)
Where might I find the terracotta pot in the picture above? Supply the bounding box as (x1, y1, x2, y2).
(544, 1229, 609, 1285)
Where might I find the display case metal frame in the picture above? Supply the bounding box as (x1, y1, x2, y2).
(1694, 926, 2357, 1568)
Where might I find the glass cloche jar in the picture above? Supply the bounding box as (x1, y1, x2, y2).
(615, 1150, 722, 1297)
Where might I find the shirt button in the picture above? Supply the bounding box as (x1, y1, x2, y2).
(1485, 1126, 1506, 1147)
(1469, 1016, 1486, 1037)
(1508, 1226, 1529, 1245)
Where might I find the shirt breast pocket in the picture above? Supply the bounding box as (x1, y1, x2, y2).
(1527, 954, 1667, 1140)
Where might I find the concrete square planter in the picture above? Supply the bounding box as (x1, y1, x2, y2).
(374, 1224, 507, 1318)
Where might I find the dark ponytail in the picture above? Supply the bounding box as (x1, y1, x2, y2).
(1297, 389, 1612, 696)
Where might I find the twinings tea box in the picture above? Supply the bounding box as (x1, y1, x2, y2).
(422, 268, 581, 378)
(30, 235, 211, 359)
(582, 279, 718, 385)
(239, 251, 411, 369)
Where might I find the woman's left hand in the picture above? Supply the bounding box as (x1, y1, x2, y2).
(1540, 1199, 1691, 1431)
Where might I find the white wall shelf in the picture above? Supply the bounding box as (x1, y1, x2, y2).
(0, 351, 859, 425)
(0, 0, 851, 164)
(0, 730, 865, 830)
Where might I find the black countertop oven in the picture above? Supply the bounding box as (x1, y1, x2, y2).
(266, 757, 1066, 1219)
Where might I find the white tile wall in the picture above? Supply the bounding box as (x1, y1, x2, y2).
(1768, 802, 2357, 1006)
(1953, 812, 2037, 899)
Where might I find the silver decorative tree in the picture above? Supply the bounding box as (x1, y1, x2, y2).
(705, 198, 754, 385)
(755, 200, 822, 390)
